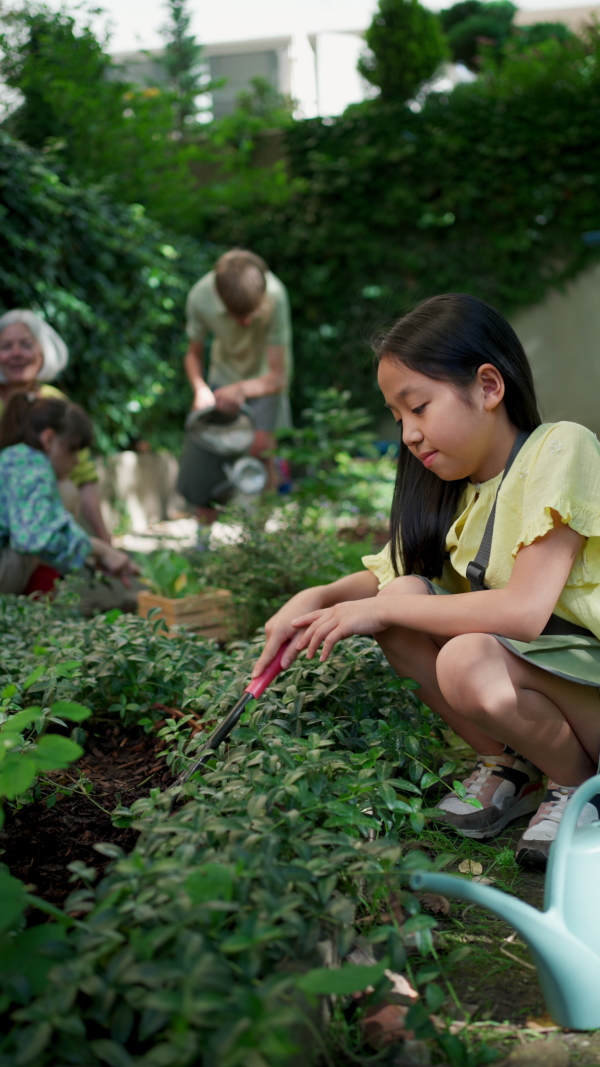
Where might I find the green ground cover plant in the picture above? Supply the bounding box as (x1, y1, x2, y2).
(0, 595, 503, 1066)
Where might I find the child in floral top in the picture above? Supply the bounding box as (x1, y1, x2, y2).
(0, 394, 135, 594)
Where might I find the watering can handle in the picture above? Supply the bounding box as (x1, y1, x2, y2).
(556, 774, 600, 839)
(547, 772, 600, 912)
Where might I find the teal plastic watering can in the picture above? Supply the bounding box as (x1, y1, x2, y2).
(410, 774, 600, 1030)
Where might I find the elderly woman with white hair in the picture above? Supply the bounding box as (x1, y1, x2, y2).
(0, 309, 112, 543)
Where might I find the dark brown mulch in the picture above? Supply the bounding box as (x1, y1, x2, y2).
(0, 721, 172, 905)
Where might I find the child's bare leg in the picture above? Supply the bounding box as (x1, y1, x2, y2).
(435, 633, 600, 786)
(375, 577, 504, 756)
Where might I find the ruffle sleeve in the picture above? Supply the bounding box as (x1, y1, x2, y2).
(69, 448, 98, 487)
(361, 542, 398, 589)
(513, 423, 600, 557)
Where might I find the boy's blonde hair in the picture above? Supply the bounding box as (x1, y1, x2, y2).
(215, 249, 268, 318)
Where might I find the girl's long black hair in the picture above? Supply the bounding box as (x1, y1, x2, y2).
(374, 294, 542, 579)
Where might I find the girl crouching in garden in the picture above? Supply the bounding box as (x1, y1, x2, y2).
(0, 394, 136, 597)
(253, 293, 600, 869)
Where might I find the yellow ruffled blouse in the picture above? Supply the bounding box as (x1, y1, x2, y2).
(362, 422, 600, 639)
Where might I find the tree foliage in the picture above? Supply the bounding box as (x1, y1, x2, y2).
(157, 0, 208, 131)
(0, 131, 212, 450)
(0, 3, 204, 227)
(194, 29, 600, 412)
(440, 0, 516, 68)
(358, 0, 449, 101)
(439, 0, 574, 69)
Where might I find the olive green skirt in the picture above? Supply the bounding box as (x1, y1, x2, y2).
(419, 577, 600, 688)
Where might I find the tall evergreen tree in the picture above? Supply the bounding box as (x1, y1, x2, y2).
(158, 0, 206, 132)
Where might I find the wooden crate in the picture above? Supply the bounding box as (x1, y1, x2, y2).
(137, 588, 233, 641)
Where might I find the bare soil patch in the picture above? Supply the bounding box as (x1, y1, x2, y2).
(0, 721, 170, 905)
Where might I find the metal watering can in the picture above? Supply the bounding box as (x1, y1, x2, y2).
(177, 405, 267, 509)
(411, 774, 600, 1030)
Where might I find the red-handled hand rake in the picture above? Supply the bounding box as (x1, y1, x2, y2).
(171, 641, 291, 791)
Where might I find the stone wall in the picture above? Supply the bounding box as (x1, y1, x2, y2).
(511, 262, 600, 435)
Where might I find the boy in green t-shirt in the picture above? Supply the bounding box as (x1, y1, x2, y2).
(183, 249, 293, 528)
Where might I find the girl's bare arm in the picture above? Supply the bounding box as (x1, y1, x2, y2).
(252, 569, 379, 676)
(294, 513, 585, 662)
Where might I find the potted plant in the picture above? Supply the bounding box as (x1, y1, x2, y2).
(136, 549, 232, 640)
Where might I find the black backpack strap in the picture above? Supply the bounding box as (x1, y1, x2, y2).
(466, 430, 531, 593)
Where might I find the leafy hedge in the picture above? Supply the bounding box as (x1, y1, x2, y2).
(5, 34, 600, 440)
(196, 34, 600, 413)
(0, 133, 212, 451)
(0, 597, 479, 1067)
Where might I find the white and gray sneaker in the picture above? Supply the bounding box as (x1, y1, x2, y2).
(516, 781, 600, 869)
(435, 749, 545, 840)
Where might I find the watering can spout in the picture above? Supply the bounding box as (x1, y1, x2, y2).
(411, 870, 546, 943)
(410, 869, 600, 1029)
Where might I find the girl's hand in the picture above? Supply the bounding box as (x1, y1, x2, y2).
(92, 541, 140, 585)
(252, 587, 330, 678)
(292, 598, 388, 662)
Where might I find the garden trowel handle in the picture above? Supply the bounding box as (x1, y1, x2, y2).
(244, 641, 291, 700)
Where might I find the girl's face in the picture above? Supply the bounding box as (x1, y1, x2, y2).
(0, 323, 44, 383)
(378, 356, 504, 483)
(39, 429, 79, 480)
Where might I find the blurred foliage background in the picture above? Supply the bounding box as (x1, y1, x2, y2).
(0, 0, 599, 448)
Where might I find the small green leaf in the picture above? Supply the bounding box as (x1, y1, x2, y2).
(2, 708, 42, 734)
(185, 863, 233, 905)
(50, 701, 91, 723)
(0, 755, 37, 800)
(88, 1039, 134, 1067)
(22, 665, 46, 690)
(409, 812, 426, 833)
(425, 982, 445, 1011)
(296, 959, 387, 995)
(420, 771, 438, 790)
(0, 869, 28, 931)
(33, 735, 83, 770)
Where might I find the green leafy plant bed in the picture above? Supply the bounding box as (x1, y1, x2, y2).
(0, 595, 572, 1066)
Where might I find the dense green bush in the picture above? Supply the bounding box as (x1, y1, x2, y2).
(3, 4, 599, 441)
(198, 29, 600, 412)
(440, 0, 516, 68)
(0, 596, 216, 721)
(0, 132, 212, 450)
(200, 503, 347, 639)
(358, 0, 448, 102)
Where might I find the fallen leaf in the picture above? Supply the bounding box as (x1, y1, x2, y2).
(361, 1001, 411, 1047)
(418, 891, 450, 916)
(472, 875, 495, 885)
(525, 1012, 560, 1032)
(458, 859, 483, 875)
(384, 970, 419, 999)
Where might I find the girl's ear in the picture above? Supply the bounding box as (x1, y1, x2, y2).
(38, 427, 55, 454)
(477, 363, 505, 411)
